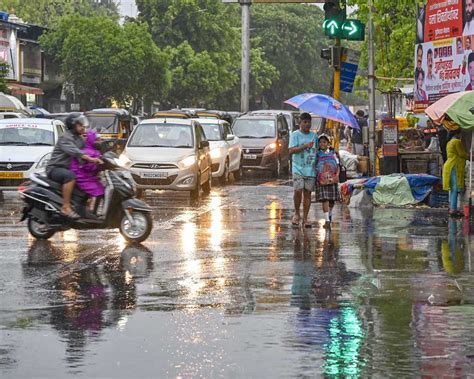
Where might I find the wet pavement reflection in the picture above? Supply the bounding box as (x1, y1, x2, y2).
(1, 174, 474, 377)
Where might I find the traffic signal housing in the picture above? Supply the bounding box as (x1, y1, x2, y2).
(323, 0, 346, 38)
(320, 46, 341, 68)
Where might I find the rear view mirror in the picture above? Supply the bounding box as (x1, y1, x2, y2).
(226, 134, 235, 141)
(200, 140, 210, 149)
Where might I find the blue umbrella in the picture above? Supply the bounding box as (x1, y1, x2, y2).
(284, 93, 359, 130)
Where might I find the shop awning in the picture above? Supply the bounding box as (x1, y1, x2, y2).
(7, 83, 44, 95)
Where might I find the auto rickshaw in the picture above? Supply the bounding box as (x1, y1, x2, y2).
(85, 108, 132, 154)
(151, 109, 195, 119)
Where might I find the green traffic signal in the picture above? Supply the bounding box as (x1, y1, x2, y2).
(342, 19, 365, 41)
(324, 18, 343, 38)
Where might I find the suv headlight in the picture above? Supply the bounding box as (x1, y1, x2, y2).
(179, 155, 197, 168)
(263, 142, 277, 155)
(36, 153, 52, 169)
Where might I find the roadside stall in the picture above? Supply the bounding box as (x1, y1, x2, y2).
(426, 91, 474, 217)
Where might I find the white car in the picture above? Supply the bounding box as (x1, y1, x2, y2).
(0, 118, 65, 193)
(120, 117, 212, 198)
(196, 118, 242, 183)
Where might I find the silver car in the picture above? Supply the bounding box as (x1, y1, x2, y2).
(120, 118, 212, 198)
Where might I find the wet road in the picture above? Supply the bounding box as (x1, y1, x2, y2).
(1, 176, 474, 378)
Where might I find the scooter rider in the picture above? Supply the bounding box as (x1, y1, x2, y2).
(46, 113, 103, 219)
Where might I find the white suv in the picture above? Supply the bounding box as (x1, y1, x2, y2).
(195, 118, 242, 183)
(0, 118, 65, 193)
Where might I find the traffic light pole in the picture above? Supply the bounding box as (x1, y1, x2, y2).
(333, 38, 341, 151)
(240, 0, 251, 113)
(368, 0, 376, 175)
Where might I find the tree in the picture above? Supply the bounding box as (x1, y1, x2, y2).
(250, 4, 333, 108)
(137, 0, 278, 109)
(40, 16, 170, 110)
(0, 0, 119, 27)
(0, 61, 9, 93)
(347, 0, 417, 92)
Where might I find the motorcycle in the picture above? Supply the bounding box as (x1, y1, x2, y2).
(19, 152, 153, 243)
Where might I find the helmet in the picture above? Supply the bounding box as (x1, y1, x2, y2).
(65, 112, 89, 131)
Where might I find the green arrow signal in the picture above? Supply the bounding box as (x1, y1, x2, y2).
(343, 20, 357, 36)
(327, 20, 339, 35)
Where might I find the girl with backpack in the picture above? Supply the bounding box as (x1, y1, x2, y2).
(315, 134, 341, 229)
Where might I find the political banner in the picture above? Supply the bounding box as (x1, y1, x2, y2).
(414, 0, 474, 112)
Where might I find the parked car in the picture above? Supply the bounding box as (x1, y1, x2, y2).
(195, 118, 242, 183)
(43, 112, 75, 124)
(232, 113, 290, 177)
(0, 118, 65, 193)
(119, 117, 212, 198)
(251, 110, 300, 132)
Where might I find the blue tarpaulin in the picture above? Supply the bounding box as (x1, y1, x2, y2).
(363, 174, 440, 205)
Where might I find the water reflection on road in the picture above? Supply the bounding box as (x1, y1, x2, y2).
(0, 177, 474, 377)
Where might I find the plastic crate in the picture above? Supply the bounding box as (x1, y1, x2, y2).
(406, 160, 428, 174)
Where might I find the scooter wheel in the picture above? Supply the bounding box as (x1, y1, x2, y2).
(119, 211, 152, 243)
(27, 217, 56, 239)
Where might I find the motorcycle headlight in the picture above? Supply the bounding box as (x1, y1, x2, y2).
(36, 152, 52, 169)
(210, 148, 223, 159)
(179, 155, 197, 168)
(263, 142, 277, 155)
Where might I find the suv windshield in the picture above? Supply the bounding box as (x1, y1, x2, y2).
(128, 123, 194, 148)
(201, 123, 223, 141)
(88, 115, 119, 133)
(233, 119, 276, 138)
(0, 126, 54, 145)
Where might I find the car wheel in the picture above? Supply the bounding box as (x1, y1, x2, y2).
(233, 157, 244, 181)
(191, 173, 201, 199)
(203, 172, 212, 195)
(273, 157, 281, 178)
(219, 159, 230, 185)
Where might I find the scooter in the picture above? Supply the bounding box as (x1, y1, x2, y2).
(19, 152, 153, 243)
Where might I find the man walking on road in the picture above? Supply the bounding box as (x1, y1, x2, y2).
(289, 112, 318, 228)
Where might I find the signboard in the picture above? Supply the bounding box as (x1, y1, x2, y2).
(21, 43, 42, 84)
(340, 48, 360, 93)
(382, 119, 398, 157)
(414, 0, 473, 113)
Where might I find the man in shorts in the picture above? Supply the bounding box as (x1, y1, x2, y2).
(289, 112, 318, 228)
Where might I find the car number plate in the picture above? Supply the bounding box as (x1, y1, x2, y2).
(0, 171, 23, 179)
(141, 171, 168, 178)
(244, 154, 257, 160)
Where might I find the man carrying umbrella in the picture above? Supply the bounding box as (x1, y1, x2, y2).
(289, 112, 318, 228)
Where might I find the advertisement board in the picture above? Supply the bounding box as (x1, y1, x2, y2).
(414, 0, 473, 112)
(382, 119, 398, 157)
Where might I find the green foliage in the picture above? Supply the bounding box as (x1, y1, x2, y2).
(251, 4, 333, 108)
(137, 0, 279, 109)
(0, 61, 9, 93)
(0, 0, 119, 26)
(40, 16, 170, 110)
(347, 0, 418, 92)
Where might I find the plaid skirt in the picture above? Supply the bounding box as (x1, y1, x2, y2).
(315, 183, 340, 202)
